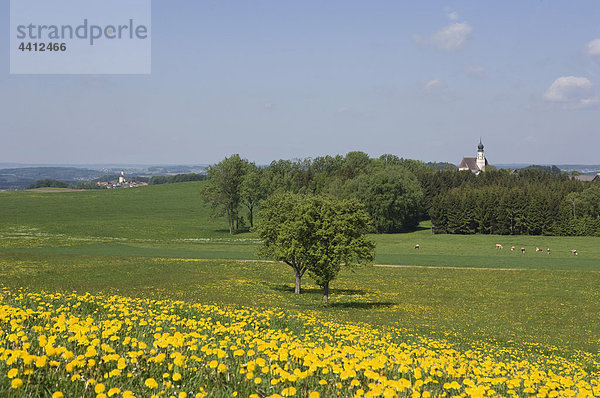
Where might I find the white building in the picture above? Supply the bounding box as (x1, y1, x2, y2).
(459, 140, 488, 175)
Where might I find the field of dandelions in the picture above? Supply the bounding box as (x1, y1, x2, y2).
(2, 287, 599, 398)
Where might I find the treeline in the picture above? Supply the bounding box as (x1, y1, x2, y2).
(148, 173, 207, 185)
(27, 179, 72, 189)
(427, 169, 600, 236)
(202, 152, 427, 234)
(27, 179, 109, 190)
(203, 153, 600, 237)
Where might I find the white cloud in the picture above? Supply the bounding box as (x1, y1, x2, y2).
(448, 11, 459, 21)
(543, 76, 598, 108)
(585, 39, 600, 57)
(424, 78, 444, 93)
(423, 78, 452, 102)
(432, 22, 472, 51)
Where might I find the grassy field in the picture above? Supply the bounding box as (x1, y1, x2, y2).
(1, 183, 600, 396)
(2, 182, 599, 270)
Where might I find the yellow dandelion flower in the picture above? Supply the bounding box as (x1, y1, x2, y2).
(36, 356, 47, 368)
(217, 363, 228, 373)
(145, 378, 159, 389)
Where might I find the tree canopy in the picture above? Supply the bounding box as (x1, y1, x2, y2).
(201, 155, 249, 234)
(253, 193, 375, 304)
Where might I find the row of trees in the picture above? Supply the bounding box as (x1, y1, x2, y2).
(27, 179, 71, 189)
(202, 154, 600, 237)
(148, 173, 207, 185)
(429, 178, 600, 236)
(201, 153, 426, 234)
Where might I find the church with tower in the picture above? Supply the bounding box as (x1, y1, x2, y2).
(458, 140, 488, 175)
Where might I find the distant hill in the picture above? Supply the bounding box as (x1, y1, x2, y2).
(555, 165, 600, 174)
(495, 164, 600, 174)
(0, 165, 209, 190)
(0, 167, 104, 190)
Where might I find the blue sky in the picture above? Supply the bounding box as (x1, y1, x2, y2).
(1, 1, 600, 165)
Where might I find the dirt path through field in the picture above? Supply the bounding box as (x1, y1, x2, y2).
(372, 264, 526, 271)
(181, 258, 528, 271)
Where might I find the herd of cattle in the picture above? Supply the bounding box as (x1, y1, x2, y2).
(495, 244, 578, 255)
(413, 243, 578, 255)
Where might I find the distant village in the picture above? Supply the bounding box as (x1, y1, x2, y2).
(96, 171, 149, 189)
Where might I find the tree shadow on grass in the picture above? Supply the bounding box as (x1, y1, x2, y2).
(328, 301, 396, 309)
(212, 228, 253, 235)
(268, 283, 371, 296)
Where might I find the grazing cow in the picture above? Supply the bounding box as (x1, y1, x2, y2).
(571, 249, 578, 256)
(521, 247, 526, 254)
(547, 248, 550, 255)
(414, 244, 420, 249)
(536, 247, 543, 252)
(496, 244, 503, 249)
(511, 246, 515, 251)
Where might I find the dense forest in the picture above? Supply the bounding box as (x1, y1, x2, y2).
(202, 153, 600, 237)
(425, 169, 600, 236)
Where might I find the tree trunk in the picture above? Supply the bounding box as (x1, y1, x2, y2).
(323, 282, 329, 305)
(294, 269, 301, 294)
(249, 204, 254, 228)
(227, 208, 233, 234)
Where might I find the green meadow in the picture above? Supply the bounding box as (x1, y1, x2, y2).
(1, 181, 600, 356)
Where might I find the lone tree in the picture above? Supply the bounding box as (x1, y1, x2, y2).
(254, 193, 375, 304)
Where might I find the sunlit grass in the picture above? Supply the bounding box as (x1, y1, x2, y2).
(1, 288, 599, 397)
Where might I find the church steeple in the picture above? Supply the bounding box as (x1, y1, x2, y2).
(476, 139, 486, 172)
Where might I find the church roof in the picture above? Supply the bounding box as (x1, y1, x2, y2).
(459, 157, 480, 171)
(573, 173, 600, 182)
